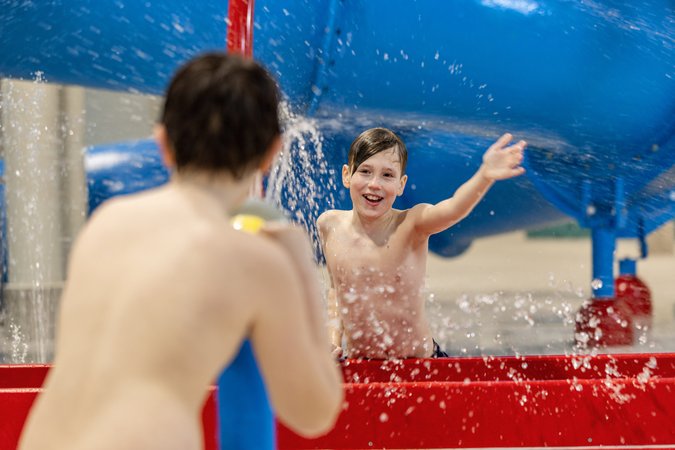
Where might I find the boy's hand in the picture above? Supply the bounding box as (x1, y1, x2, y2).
(481, 133, 526, 181)
(331, 345, 343, 359)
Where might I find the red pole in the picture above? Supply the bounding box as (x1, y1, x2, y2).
(226, 0, 265, 197)
(226, 0, 255, 57)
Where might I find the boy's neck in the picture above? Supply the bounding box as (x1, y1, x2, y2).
(351, 208, 396, 238)
(172, 170, 254, 215)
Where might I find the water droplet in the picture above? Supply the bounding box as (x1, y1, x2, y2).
(343, 288, 358, 303)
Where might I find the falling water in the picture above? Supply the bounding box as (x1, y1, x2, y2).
(1, 76, 59, 363)
(265, 102, 337, 253)
(0, 75, 86, 363)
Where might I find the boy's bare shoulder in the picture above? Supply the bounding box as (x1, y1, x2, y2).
(408, 203, 433, 215)
(82, 188, 163, 229)
(317, 209, 349, 229)
(403, 203, 433, 223)
(392, 204, 434, 237)
(205, 228, 291, 274)
(71, 194, 143, 246)
(187, 229, 300, 310)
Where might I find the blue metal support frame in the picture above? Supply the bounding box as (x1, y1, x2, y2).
(591, 227, 616, 299)
(217, 340, 274, 450)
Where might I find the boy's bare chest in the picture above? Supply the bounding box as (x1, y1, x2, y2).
(324, 227, 424, 282)
(327, 228, 402, 260)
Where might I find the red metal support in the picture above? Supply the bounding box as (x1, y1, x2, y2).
(226, 0, 255, 57)
(226, 0, 264, 198)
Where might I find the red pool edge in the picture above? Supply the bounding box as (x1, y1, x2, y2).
(3, 353, 675, 449)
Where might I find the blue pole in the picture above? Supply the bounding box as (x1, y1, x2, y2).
(618, 258, 637, 277)
(591, 227, 615, 299)
(217, 339, 274, 450)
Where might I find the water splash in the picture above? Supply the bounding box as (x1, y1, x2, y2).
(8, 321, 29, 363)
(1, 74, 61, 363)
(265, 101, 337, 253)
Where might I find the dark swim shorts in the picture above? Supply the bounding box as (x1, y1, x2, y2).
(338, 340, 449, 360)
(432, 340, 449, 358)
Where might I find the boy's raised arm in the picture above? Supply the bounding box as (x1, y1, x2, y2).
(414, 133, 526, 236)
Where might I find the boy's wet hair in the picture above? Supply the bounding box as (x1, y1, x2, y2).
(348, 128, 408, 175)
(160, 52, 280, 178)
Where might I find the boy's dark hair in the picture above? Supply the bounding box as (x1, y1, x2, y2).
(348, 128, 408, 175)
(160, 52, 281, 178)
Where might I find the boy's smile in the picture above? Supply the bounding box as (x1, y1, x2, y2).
(363, 193, 384, 206)
(342, 148, 407, 220)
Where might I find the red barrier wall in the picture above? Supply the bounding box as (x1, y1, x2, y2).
(3, 354, 675, 449)
(0, 365, 219, 450)
(278, 353, 675, 449)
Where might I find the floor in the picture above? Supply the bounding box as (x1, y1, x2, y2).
(423, 230, 675, 356)
(1, 228, 673, 363)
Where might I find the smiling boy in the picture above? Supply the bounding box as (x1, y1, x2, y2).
(317, 127, 526, 359)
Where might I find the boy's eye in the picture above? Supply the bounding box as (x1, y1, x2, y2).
(359, 169, 370, 174)
(384, 173, 394, 178)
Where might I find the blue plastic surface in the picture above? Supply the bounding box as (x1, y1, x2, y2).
(5, 0, 667, 253)
(619, 258, 637, 276)
(591, 228, 616, 298)
(0, 0, 229, 94)
(217, 340, 275, 450)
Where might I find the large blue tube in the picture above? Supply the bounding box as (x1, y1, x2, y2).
(0, 0, 229, 94)
(257, 0, 675, 246)
(260, 0, 674, 241)
(3, 0, 673, 248)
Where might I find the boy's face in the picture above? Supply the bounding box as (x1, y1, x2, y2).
(342, 148, 407, 219)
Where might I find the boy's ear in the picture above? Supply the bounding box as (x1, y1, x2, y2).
(398, 174, 408, 196)
(260, 135, 282, 172)
(341, 164, 351, 188)
(154, 124, 176, 170)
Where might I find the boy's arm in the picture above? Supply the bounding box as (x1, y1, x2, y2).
(326, 287, 344, 357)
(251, 225, 343, 437)
(414, 133, 526, 236)
(316, 212, 343, 356)
(262, 224, 334, 346)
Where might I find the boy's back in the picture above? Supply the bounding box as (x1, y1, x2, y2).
(21, 184, 303, 449)
(19, 53, 343, 450)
